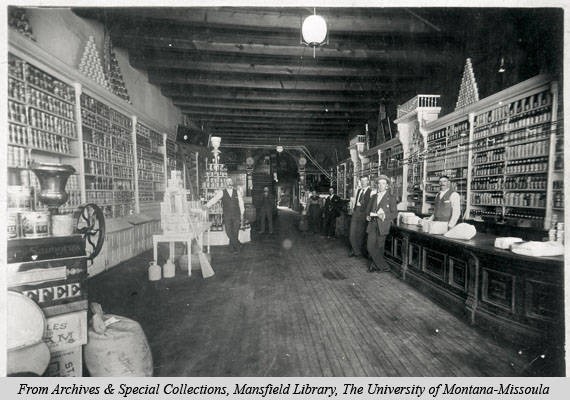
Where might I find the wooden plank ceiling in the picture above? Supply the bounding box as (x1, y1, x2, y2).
(73, 7, 469, 146)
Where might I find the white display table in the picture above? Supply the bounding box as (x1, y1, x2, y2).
(152, 221, 211, 277)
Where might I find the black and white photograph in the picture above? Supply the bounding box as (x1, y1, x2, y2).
(1, 0, 568, 385)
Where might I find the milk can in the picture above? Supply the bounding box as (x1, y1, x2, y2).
(148, 261, 161, 281)
(163, 258, 175, 279)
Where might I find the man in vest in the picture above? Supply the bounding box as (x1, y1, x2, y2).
(349, 176, 371, 257)
(206, 177, 245, 254)
(365, 175, 397, 272)
(429, 175, 460, 229)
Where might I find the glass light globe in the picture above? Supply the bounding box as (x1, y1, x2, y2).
(276, 145, 284, 153)
(210, 136, 221, 149)
(302, 15, 327, 46)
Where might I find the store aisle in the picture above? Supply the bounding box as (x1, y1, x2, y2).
(88, 209, 556, 376)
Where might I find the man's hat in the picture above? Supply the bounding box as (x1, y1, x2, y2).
(378, 174, 390, 183)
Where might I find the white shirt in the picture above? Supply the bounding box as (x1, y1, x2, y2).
(356, 186, 369, 206)
(375, 190, 386, 207)
(206, 187, 245, 216)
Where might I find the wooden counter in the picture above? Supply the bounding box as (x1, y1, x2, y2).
(385, 224, 564, 347)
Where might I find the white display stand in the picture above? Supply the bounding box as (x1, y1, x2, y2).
(154, 171, 212, 277)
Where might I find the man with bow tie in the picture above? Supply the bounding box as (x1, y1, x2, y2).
(365, 175, 397, 272)
(349, 176, 372, 258)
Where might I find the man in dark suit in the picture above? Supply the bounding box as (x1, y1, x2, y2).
(349, 176, 371, 257)
(258, 186, 274, 234)
(322, 187, 341, 238)
(365, 175, 397, 272)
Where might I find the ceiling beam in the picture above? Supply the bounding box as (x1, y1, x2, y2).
(161, 86, 391, 102)
(111, 35, 450, 64)
(173, 100, 377, 112)
(149, 71, 422, 91)
(129, 48, 445, 71)
(129, 56, 432, 79)
(107, 19, 461, 52)
(209, 133, 345, 143)
(208, 124, 352, 132)
(201, 118, 358, 127)
(182, 108, 372, 119)
(76, 7, 436, 34)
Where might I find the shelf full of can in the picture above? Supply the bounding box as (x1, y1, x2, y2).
(165, 137, 177, 176)
(336, 161, 347, 199)
(202, 162, 228, 231)
(467, 81, 558, 229)
(380, 142, 404, 204)
(80, 92, 135, 218)
(406, 123, 425, 215)
(135, 122, 165, 204)
(424, 119, 469, 215)
(7, 52, 83, 224)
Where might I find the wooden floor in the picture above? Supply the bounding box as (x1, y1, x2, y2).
(88, 208, 557, 376)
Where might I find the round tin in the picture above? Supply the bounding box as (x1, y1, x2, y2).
(21, 211, 50, 238)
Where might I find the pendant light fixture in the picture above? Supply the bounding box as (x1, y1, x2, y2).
(301, 8, 328, 58)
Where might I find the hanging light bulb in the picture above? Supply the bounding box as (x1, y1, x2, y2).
(276, 145, 284, 153)
(302, 9, 328, 58)
(302, 15, 327, 46)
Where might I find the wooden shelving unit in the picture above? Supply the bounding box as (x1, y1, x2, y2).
(202, 162, 228, 231)
(7, 53, 82, 215)
(419, 75, 562, 230)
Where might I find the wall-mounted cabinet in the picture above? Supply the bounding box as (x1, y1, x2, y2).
(135, 121, 166, 205)
(465, 79, 560, 230)
(80, 92, 135, 218)
(202, 162, 228, 231)
(425, 120, 469, 216)
(336, 160, 348, 199)
(7, 53, 82, 215)
(395, 75, 563, 231)
(7, 35, 183, 225)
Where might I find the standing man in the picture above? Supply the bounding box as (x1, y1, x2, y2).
(349, 176, 372, 257)
(365, 175, 397, 272)
(429, 175, 461, 229)
(206, 177, 244, 254)
(322, 187, 341, 238)
(258, 186, 274, 234)
(307, 190, 322, 234)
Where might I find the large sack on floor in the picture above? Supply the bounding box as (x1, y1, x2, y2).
(8, 341, 51, 376)
(6, 291, 50, 376)
(84, 313, 153, 377)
